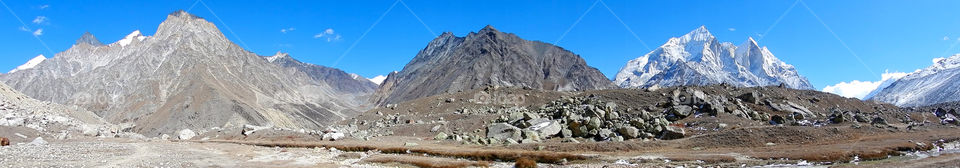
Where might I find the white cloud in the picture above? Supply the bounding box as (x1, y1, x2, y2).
(280, 27, 295, 33)
(328, 34, 342, 42)
(945, 36, 951, 41)
(19, 26, 30, 32)
(314, 28, 341, 42)
(728, 28, 736, 31)
(32, 28, 43, 36)
(368, 75, 387, 85)
(39, 5, 49, 9)
(822, 71, 909, 99)
(32, 16, 47, 24)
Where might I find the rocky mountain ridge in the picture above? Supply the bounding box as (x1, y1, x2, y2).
(869, 54, 960, 106)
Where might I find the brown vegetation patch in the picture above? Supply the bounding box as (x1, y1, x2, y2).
(514, 157, 537, 168)
(363, 154, 490, 168)
(208, 140, 586, 164)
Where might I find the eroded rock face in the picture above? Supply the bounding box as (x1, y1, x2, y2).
(374, 25, 615, 105)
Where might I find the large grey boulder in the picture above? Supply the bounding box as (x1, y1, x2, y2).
(660, 126, 685, 140)
(737, 92, 760, 104)
(486, 123, 522, 140)
(618, 126, 640, 139)
(666, 105, 693, 121)
(528, 119, 562, 138)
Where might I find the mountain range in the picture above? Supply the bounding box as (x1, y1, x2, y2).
(8, 10, 950, 137)
(614, 26, 814, 90)
(0, 11, 375, 135)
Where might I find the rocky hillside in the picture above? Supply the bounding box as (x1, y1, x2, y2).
(869, 54, 960, 107)
(0, 81, 116, 142)
(374, 25, 615, 105)
(0, 10, 374, 136)
(350, 84, 919, 145)
(615, 26, 814, 90)
(263, 51, 378, 104)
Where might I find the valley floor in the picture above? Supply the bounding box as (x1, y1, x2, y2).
(4, 125, 960, 167)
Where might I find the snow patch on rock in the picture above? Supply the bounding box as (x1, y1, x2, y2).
(8, 55, 46, 73)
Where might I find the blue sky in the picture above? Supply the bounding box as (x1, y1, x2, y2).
(2, 0, 959, 94)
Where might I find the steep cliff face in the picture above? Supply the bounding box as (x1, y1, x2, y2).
(0, 11, 373, 135)
(374, 25, 615, 105)
(615, 26, 814, 90)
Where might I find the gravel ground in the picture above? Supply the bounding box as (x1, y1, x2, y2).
(0, 138, 392, 168)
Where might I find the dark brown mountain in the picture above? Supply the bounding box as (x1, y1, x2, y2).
(375, 25, 615, 105)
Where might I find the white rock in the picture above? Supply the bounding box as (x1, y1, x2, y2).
(81, 125, 100, 137)
(322, 132, 345, 141)
(242, 124, 270, 136)
(28, 137, 47, 145)
(178, 129, 196, 140)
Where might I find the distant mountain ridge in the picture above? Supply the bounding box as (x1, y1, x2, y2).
(374, 25, 615, 105)
(0, 10, 375, 135)
(615, 26, 814, 90)
(869, 54, 960, 107)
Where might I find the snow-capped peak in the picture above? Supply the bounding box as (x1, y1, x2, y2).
(901, 54, 960, 80)
(932, 54, 960, 70)
(682, 25, 715, 42)
(265, 51, 290, 63)
(368, 74, 389, 85)
(746, 37, 759, 47)
(615, 26, 813, 90)
(116, 30, 146, 47)
(9, 54, 46, 73)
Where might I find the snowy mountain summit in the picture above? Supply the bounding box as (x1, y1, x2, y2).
(869, 54, 960, 106)
(615, 26, 814, 90)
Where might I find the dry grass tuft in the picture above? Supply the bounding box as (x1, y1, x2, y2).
(753, 141, 932, 162)
(364, 155, 490, 168)
(514, 157, 537, 168)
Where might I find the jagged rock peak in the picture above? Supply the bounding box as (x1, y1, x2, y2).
(75, 31, 104, 46)
(155, 10, 227, 41)
(168, 9, 202, 19)
(479, 25, 499, 33)
(745, 37, 759, 46)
